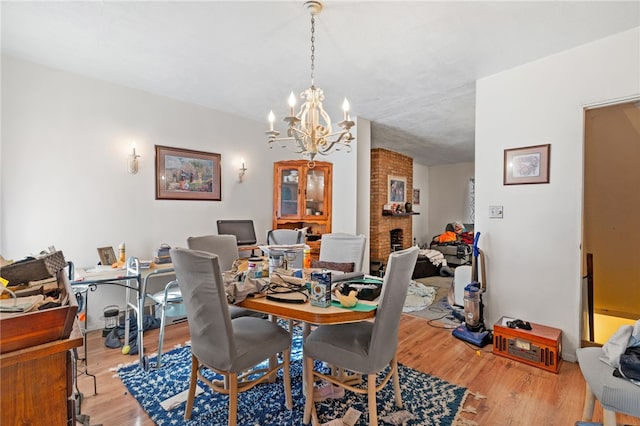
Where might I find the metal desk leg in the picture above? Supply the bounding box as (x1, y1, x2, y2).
(72, 285, 97, 396)
(123, 272, 132, 355)
(137, 272, 148, 370)
(126, 258, 149, 370)
(124, 259, 175, 371)
(142, 267, 175, 370)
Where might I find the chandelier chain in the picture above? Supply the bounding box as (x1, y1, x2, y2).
(266, 1, 354, 163)
(310, 14, 315, 86)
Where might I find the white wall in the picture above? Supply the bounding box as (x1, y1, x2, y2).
(1, 55, 362, 328)
(412, 162, 430, 246)
(427, 162, 475, 240)
(475, 27, 640, 361)
(356, 118, 372, 271)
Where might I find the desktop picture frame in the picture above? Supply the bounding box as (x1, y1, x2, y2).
(97, 246, 116, 266)
(504, 144, 550, 185)
(155, 145, 221, 200)
(388, 175, 406, 203)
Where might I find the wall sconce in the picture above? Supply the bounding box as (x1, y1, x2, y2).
(127, 145, 140, 174)
(238, 159, 247, 183)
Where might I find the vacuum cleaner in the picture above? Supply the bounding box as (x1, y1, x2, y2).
(452, 232, 493, 347)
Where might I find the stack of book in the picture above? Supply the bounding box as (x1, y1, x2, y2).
(154, 244, 171, 264)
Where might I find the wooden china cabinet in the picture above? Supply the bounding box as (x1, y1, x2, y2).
(272, 160, 332, 261)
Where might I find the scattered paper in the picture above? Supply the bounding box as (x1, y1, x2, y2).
(501, 317, 516, 326)
(160, 385, 204, 411)
(320, 407, 362, 426)
(342, 407, 362, 426)
(380, 410, 417, 425)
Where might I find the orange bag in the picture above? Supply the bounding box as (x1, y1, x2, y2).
(438, 231, 458, 243)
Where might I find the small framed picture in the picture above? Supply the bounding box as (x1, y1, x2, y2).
(388, 176, 406, 204)
(504, 144, 550, 185)
(97, 246, 116, 266)
(413, 188, 420, 205)
(155, 145, 222, 200)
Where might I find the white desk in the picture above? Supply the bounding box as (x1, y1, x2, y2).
(72, 259, 174, 370)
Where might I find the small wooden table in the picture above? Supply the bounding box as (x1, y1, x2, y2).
(493, 316, 562, 373)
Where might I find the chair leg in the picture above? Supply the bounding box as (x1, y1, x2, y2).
(391, 355, 402, 408)
(157, 304, 167, 368)
(283, 348, 293, 410)
(303, 356, 315, 424)
(368, 374, 378, 425)
(603, 409, 617, 426)
(581, 383, 595, 421)
(184, 355, 199, 420)
(228, 373, 238, 426)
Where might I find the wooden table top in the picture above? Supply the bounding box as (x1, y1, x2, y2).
(237, 295, 376, 325)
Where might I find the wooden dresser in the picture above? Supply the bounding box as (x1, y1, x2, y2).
(0, 320, 83, 425)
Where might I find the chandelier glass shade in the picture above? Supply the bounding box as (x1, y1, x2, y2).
(266, 0, 355, 165)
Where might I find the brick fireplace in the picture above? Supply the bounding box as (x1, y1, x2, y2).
(370, 148, 413, 267)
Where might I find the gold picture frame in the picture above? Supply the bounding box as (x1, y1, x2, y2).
(155, 145, 222, 200)
(97, 246, 116, 266)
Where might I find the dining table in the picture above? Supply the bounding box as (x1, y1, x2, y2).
(237, 293, 377, 328)
(235, 269, 380, 389)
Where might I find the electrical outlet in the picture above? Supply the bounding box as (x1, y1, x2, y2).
(489, 205, 503, 219)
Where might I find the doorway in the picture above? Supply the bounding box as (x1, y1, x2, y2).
(583, 100, 640, 345)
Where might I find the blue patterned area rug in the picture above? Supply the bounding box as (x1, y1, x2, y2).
(118, 331, 474, 425)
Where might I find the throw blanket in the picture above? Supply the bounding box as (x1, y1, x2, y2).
(601, 319, 640, 386)
(418, 248, 447, 267)
(403, 281, 437, 313)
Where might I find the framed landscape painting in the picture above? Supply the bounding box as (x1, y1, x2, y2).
(155, 145, 221, 200)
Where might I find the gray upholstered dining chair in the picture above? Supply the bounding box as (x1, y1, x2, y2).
(576, 346, 640, 425)
(152, 235, 256, 367)
(170, 247, 293, 426)
(186, 234, 259, 315)
(318, 233, 367, 272)
(187, 234, 240, 271)
(266, 229, 306, 269)
(303, 246, 419, 425)
(266, 229, 305, 245)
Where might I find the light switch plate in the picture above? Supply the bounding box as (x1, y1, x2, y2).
(489, 205, 503, 218)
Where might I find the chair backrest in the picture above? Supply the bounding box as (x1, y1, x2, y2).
(369, 246, 419, 370)
(319, 233, 367, 272)
(216, 219, 257, 246)
(187, 234, 238, 271)
(266, 229, 304, 245)
(169, 247, 236, 371)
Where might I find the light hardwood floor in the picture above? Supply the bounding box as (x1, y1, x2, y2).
(76, 315, 640, 426)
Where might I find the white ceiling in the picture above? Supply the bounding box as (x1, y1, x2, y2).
(2, 1, 639, 166)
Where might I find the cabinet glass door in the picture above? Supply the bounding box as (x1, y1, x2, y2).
(280, 168, 300, 216)
(305, 168, 326, 217)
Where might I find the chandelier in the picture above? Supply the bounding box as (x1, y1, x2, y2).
(266, 0, 355, 166)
